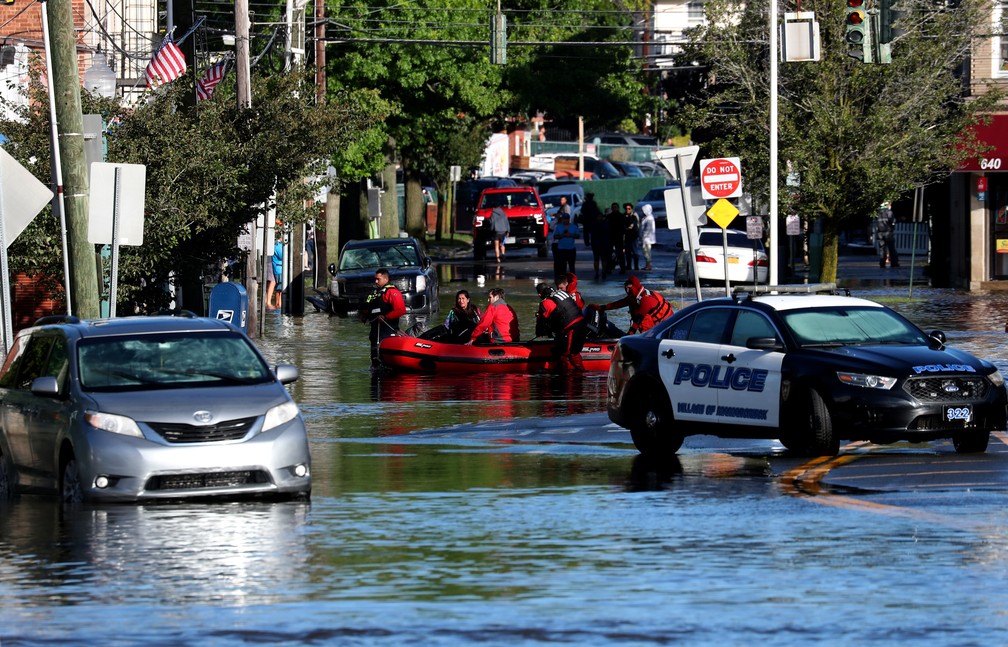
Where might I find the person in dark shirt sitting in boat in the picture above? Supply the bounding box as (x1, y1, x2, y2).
(466, 288, 520, 345)
(535, 282, 587, 373)
(420, 289, 482, 343)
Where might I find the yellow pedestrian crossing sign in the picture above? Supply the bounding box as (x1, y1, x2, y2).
(707, 198, 739, 229)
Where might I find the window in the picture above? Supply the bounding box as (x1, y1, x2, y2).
(729, 311, 779, 347)
(993, 1, 1008, 76)
(782, 307, 925, 346)
(664, 308, 733, 344)
(14, 336, 56, 391)
(78, 333, 272, 391)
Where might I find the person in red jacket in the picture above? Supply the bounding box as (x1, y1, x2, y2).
(591, 275, 673, 334)
(535, 283, 586, 372)
(364, 267, 407, 367)
(555, 272, 585, 310)
(467, 288, 520, 344)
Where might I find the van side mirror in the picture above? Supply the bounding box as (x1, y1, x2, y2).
(328, 263, 337, 277)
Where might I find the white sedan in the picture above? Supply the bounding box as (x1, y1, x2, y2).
(675, 228, 769, 286)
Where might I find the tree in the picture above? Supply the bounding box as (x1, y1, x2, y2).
(322, 0, 651, 240)
(0, 68, 387, 313)
(673, 0, 1003, 282)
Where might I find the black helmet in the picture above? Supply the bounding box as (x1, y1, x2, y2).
(536, 283, 552, 298)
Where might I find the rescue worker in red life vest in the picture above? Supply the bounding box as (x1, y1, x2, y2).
(466, 287, 520, 344)
(590, 275, 673, 334)
(364, 267, 407, 367)
(535, 282, 587, 372)
(555, 272, 585, 310)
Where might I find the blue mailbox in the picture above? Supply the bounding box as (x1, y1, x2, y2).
(208, 282, 248, 333)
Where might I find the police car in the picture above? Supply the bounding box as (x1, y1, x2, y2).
(607, 293, 1008, 456)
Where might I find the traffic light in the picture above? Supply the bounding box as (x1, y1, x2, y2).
(845, 0, 873, 63)
(879, 0, 907, 45)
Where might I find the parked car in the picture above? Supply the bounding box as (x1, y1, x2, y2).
(635, 186, 671, 225)
(588, 132, 660, 147)
(314, 237, 439, 317)
(472, 186, 549, 259)
(0, 314, 312, 503)
(540, 184, 585, 224)
(634, 161, 674, 181)
(527, 153, 624, 180)
(675, 227, 769, 286)
(455, 177, 519, 229)
(613, 161, 647, 178)
(608, 293, 1008, 456)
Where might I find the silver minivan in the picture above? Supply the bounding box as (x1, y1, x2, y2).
(0, 315, 311, 503)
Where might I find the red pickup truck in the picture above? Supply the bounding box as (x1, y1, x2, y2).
(471, 187, 549, 260)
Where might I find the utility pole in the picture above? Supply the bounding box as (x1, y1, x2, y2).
(47, 0, 99, 318)
(315, 0, 325, 104)
(235, 0, 259, 335)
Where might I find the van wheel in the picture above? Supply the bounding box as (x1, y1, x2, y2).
(60, 455, 83, 505)
(628, 386, 684, 455)
(473, 240, 486, 260)
(537, 243, 548, 258)
(0, 450, 13, 501)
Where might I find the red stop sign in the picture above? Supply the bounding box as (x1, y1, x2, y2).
(700, 158, 742, 199)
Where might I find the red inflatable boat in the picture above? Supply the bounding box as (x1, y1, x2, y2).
(378, 335, 618, 374)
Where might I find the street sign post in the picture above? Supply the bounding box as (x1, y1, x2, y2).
(700, 157, 743, 200)
(654, 146, 703, 300)
(706, 198, 741, 296)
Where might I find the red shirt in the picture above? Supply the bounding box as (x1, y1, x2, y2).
(379, 284, 407, 321)
(470, 300, 519, 343)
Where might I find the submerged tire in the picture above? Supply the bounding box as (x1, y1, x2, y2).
(0, 450, 13, 501)
(628, 387, 684, 455)
(953, 430, 989, 454)
(807, 390, 839, 456)
(61, 455, 83, 505)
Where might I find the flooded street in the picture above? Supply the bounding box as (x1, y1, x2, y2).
(6, 277, 1008, 645)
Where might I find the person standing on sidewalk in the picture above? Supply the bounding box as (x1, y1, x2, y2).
(875, 202, 899, 268)
(622, 203, 640, 272)
(552, 213, 580, 277)
(639, 203, 656, 271)
(606, 202, 625, 275)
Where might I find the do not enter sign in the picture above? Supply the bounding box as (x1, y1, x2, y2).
(700, 157, 742, 200)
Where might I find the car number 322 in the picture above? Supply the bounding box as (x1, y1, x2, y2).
(607, 293, 1007, 457)
(946, 406, 973, 423)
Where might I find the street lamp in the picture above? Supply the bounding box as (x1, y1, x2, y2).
(83, 51, 116, 98)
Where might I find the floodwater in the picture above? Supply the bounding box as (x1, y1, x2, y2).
(5, 278, 1008, 646)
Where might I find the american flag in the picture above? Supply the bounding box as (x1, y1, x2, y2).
(145, 39, 186, 88)
(196, 60, 229, 102)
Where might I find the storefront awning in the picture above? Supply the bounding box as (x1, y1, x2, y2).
(959, 113, 1008, 172)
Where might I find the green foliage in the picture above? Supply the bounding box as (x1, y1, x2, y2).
(674, 0, 1002, 280)
(324, 0, 651, 193)
(0, 65, 387, 312)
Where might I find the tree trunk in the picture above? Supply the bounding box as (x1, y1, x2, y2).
(820, 224, 841, 284)
(404, 170, 424, 240)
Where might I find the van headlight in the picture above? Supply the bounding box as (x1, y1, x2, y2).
(263, 402, 300, 432)
(416, 276, 427, 292)
(989, 370, 1005, 387)
(85, 410, 144, 438)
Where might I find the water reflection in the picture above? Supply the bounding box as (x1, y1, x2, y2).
(0, 500, 310, 608)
